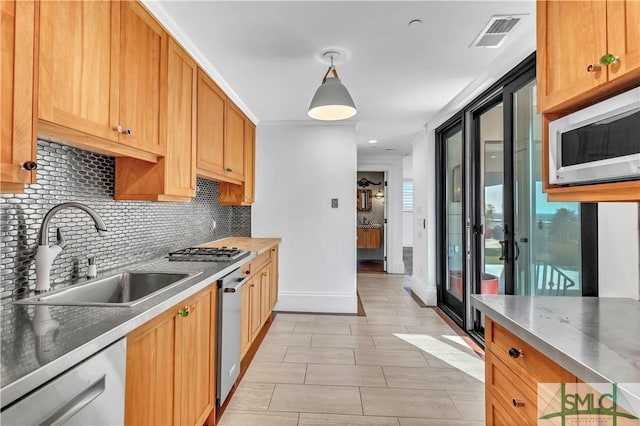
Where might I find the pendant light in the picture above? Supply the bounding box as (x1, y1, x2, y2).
(308, 52, 357, 121)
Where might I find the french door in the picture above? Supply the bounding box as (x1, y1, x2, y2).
(436, 55, 598, 333)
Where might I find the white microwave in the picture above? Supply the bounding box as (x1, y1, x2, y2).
(548, 86, 640, 186)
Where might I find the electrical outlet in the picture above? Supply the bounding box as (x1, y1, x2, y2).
(331, 198, 339, 208)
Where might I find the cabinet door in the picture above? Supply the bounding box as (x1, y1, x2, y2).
(607, 0, 640, 81)
(119, 1, 166, 155)
(224, 102, 246, 183)
(196, 70, 226, 178)
(269, 247, 279, 310)
(165, 38, 196, 198)
(357, 229, 366, 249)
(243, 121, 256, 203)
(249, 278, 262, 339)
(537, 0, 608, 112)
(369, 228, 381, 248)
(259, 266, 271, 325)
(177, 287, 215, 426)
(1, 0, 36, 191)
(240, 281, 251, 357)
(38, 1, 119, 143)
(125, 308, 179, 426)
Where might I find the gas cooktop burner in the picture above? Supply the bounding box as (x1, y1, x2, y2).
(167, 246, 248, 262)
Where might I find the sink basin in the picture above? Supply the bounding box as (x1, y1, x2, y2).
(14, 271, 201, 307)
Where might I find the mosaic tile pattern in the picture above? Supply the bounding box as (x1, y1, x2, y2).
(0, 140, 251, 298)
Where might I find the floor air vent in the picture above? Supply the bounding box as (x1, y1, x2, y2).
(470, 15, 523, 48)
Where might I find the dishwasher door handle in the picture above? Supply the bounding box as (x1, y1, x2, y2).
(40, 375, 106, 426)
(223, 277, 249, 293)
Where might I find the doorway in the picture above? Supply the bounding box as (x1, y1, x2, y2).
(436, 55, 599, 332)
(357, 171, 387, 273)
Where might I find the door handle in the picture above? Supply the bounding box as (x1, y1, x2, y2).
(514, 241, 520, 261)
(499, 240, 508, 261)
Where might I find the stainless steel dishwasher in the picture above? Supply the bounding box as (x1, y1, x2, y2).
(1, 338, 126, 425)
(217, 268, 248, 406)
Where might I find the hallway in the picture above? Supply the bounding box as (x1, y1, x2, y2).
(220, 274, 485, 425)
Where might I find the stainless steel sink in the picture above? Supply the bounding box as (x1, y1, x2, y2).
(14, 271, 201, 307)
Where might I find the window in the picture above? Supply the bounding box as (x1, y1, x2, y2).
(403, 180, 413, 211)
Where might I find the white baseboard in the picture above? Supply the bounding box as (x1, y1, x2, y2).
(408, 275, 437, 306)
(274, 291, 358, 314)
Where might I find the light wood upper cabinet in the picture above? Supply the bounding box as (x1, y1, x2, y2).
(1, 0, 37, 193)
(125, 286, 216, 426)
(36, 1, 165, 161)
(224, 102, 246, 182)
(537, 0, 640, 113)
(196, 69, 247, 186)
(118, 1, 167, 156)
(196, 70, 226, 179)
(37, 1, 119, 143)
(115, 38, 196, 202)
(218, 118, 256, 205)
(607, 0, 640, 81)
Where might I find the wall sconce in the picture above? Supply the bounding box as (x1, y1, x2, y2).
(375, 189, 384, 200)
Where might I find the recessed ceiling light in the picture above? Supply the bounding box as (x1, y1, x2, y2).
(368, 139, 378, 144)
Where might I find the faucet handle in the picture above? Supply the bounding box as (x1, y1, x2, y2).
(56, 228, 67, 249)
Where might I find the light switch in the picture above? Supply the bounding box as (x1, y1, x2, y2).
(331, 198, 339, 208)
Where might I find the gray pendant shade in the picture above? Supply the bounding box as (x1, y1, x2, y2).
(308, 76, 357, 121)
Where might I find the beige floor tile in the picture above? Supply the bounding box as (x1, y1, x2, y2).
(275, 313, 316, 322)
(365, 316, 423, 326)
(399, 419, 484, 426)
(311, 334, 375, 349)
(448, 389, 486, 420)
(360, 387, 462, 419)
(285, 346, 355, 364)
(243, 361, 307, 384)
(372, 335, 420, 351)
(219, 410, 299, 426)
(423, 352, 484, 371)
(305, 363, 387, 387)
(314, 314, 368, 324)
(350, 324, 409, 336)
(362, 308, 402, 317)
(269, 384, 363, 415)
(293, 321, 352, 335)
(268, 321, 296, 333)
(383, 366, 485, 391)
(262, 332, 312, 347)
(299, 413, 400, 425)
(252, 344, 288, 362)
(226, 383, 275, 411)
(355, 349, 429, 367)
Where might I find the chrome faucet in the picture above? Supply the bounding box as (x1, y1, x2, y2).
(35, 202, 108, 292)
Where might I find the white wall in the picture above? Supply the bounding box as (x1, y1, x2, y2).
(252, 123, 358, 313)
(358, 153, 405, 274)
(598, 203, 640, 300)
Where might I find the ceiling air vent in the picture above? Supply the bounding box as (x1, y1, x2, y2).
(470, 15, 524, 48)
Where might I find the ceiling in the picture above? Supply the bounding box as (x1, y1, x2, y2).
(153, 1, 536, 155)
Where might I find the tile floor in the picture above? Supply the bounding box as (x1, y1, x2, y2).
(219, 273, 485, 426)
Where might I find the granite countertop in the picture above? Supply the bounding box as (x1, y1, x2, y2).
(471, 295, 640, 403)
(0, 238, 282, 408)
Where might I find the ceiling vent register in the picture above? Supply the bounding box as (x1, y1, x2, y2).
(471, 15, 523, 48)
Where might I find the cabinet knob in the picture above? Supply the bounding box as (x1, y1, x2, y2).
(508, 347, 523, 358)
(113, 125, 123, 133)
(599, 53, 619, 66)
(22, 161, 38, 171)
(512, 398, 525, 408)
(113, 125, 132, 136)
(586, 64, 601, 73)
(125, 128, 132, 136)
(245, 270, 251, 275)
(177, 306, 190, 317)
(226, 168, 233, 172)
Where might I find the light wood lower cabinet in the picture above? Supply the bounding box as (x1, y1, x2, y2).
(484, 317, 578, 425)
(125, 285, 216, 426)
(269, 246, 279, 310)
(357, 228, 382, 249)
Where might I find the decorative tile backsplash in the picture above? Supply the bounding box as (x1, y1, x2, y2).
(0, 140, 251, 299)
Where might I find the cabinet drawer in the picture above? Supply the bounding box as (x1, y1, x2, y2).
(485, 387, 525, 426)
(485, 318, 576, 386)
(486, 351, 538, 425)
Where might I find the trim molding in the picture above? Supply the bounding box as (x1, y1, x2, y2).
(275, 291, 358, 314)
(408, 275, 437, 306)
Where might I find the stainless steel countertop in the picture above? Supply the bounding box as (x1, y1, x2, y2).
(471, 295, 640, 402)
(0, 252, 256, 408)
